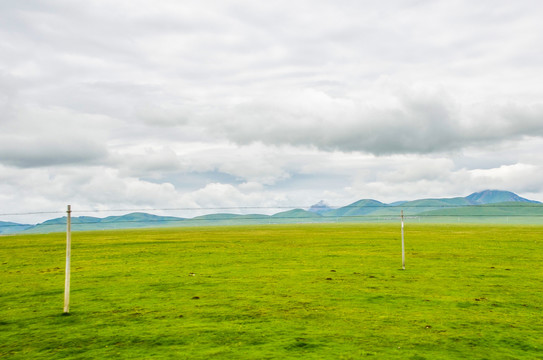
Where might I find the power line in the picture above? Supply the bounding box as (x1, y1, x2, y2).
(2, 213, 543, 230)
(1, 202, 542, 217)
(0, 210, 66, 216)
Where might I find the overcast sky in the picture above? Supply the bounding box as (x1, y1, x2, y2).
(2, 0, 543, 223)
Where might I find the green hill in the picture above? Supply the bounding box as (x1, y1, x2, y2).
(419, 202, 543, 223)
(24, 213, 185, 233)
(323, 199, 387, 218)
(101, 212, 181, 223)
(191, 213, 241, 221)
(0, 221, 32, 235)
(271, 209, 322, 223)
(5, 189, 543, 233)
(391, 197, 472, 216)
(466, 190, 538, 205)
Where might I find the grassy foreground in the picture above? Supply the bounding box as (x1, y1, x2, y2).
(1, 224, 542, 359)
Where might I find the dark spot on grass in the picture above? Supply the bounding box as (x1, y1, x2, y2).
(286, 338, 319, 350)
(425, 325, 432, 329)
(326, 278, 333, 280)
(178, 315, 184, 318)
(369, 275, 376, 278)
(457, 302, 476, 308)
(330, 270, 336, 272)
(192, 296, 200, 299)
(505, 268, 511, 271)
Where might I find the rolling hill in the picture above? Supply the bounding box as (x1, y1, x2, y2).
(465, 190, 538, 205)
(322, 199, 388, 218)
(4, 190, 543, 234)
(22, 213, 185, 234)
(417, 201, 543, 223)
(0, 221, 33, 235)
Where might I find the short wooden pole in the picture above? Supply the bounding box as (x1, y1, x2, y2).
(401, 210, 405, 270)
(64, 205, 72, 314)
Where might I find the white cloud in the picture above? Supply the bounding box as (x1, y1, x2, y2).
(2, 0, 543, 219)
(468, 164, 543, 194)
(0, 105, 113, 168)
(201, 87, 543, 154)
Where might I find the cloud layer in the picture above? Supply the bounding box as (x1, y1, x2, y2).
(1, 0, 543, 222)
(202, 88, 543, 154)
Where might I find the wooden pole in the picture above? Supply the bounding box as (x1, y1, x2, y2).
(64, 205, 72, 314)
(401, 210, 405, 270)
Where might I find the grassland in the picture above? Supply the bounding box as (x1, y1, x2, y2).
(1, 224, 542, 359)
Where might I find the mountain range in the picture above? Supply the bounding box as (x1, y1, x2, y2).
(1, 190, 542, 234)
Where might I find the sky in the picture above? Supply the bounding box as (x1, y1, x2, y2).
(1, 0, 543, 223)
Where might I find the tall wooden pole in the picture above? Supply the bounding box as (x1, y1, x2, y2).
(64, 205, 72, 314)
(401, 210, 405, 270)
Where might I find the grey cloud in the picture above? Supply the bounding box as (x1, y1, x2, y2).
(499, 104, 543, 136)
(207, 90, 543, 155)
(0, 97, 116, 168)
(459, 103, 543, 146)
(2, 0, 543, 214)
(0, 136, 107, 168)
(0, 73, 17, 119)
(111, 147, 182, 178)
(3, 0, 541, 122)
(3, 0, 542, 159)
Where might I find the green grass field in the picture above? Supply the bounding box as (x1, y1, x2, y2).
(1, 224, 542, 359)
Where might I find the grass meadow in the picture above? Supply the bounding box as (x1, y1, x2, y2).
(1, 224, 542, 359)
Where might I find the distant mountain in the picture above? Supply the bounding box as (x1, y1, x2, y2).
(23, 212, 184, 234)
(377, 191, 540, 216)
(272, 209, 321, 219)
(101, 212, 183, 223)
(308, 201, 334, 214)
(385, 197, 473, 216)
(323, 199, 388, 217)
(3, 190, 542, 234)
(0, 221, 33, 235)
(315, 190, 541, 220)
(418, 202, 543, 223)
(466, 190, 539, 205)
(192, 213, 241, 221)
